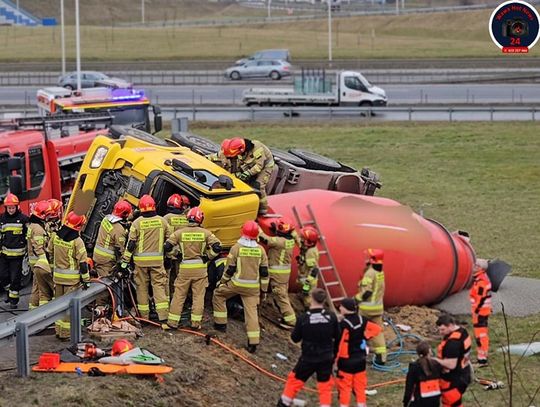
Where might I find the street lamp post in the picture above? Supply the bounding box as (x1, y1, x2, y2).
(328, 0, 333, 62)
(75, 0, 81, 91)
(61, 0, 66, 75)
(141, 0, 145, 25)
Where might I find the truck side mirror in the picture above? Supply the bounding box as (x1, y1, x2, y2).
(8, 175, 24, 196)
(8, 157, 23, 172)
(153, 105, 162, 134)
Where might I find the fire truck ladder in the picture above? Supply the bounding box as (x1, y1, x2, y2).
(292, 204, 348, 312)
(0, 112, 114, 130)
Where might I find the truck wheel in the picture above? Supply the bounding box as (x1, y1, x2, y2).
(270, 71, 281, 80)
(289, 149, 341, 171)
(171, 132, 220, 155)
(359, 101, 373, 107)
(230, 71, 241, 80)
(270, 148, 306, 167)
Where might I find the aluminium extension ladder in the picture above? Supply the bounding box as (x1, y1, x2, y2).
(292, 204, 348, 312)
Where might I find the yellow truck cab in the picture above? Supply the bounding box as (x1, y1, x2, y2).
(67, 125, 259, 251)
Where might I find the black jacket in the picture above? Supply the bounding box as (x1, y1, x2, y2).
(403, 360, 442, 407)
(0, 210, 29, 252)
(291, 307, 340, 363)
(337, 314, 370, 373)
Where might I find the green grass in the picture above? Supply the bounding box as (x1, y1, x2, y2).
(192, 121, 540, 279)
(0, 10, 525, 62)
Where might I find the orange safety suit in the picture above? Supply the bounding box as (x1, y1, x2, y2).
(469, 268, 492, 363)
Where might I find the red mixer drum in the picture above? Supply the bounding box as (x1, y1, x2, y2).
(264, 190, 476, 307)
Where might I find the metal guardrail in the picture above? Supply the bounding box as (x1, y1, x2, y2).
(0, 280, 110, 377)
(161, 105, 540, 122)
(2, 69, 540, 87)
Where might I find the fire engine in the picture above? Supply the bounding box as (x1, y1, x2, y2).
(0, 113, 113, 214)
(36, 86, 162, 134)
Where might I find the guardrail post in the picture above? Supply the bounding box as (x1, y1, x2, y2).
(15, 322, 30, 377)
(70, 297, 82, 346)
(490, 107, 494, 122)
(533, 107, 536, 121)
(408, 107, 412, 121)
(251, 107, 255, 122)
(449, 108, 453, 122)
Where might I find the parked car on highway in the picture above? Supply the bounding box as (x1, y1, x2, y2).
(225, 60, 292, 80)
(235, 49, 290, 66)
(58, 71, 131, 90)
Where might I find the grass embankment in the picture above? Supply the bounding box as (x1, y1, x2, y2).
(0, 10, 525, 62)
(1, 121, 538, 406)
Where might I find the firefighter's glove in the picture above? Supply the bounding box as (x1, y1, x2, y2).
(236, 171, 250, 182)
(302, 276, 314, 295)
(120, 261, 129, 270)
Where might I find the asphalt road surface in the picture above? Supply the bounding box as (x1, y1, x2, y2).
(2, 84, 540, 107)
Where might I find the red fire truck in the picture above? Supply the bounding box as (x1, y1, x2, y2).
(0, 113, 113, 214)
(36, 86, 162, 134)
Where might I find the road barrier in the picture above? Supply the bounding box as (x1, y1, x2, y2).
(0, 280, 111, 377)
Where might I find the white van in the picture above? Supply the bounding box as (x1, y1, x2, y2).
(235, 49, 291, 66)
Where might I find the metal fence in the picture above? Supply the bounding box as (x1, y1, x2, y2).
(161, 106, 540, 122)
(0, 280, 110, 377)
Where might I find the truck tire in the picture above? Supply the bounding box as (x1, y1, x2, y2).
(270, 148, 306, 167)
(289, 149, 341, 171)
(230, 71, 241, 80)
(270, 71, 281, 80)
(171, 132, 220, 155)
(359, 101, 373, 107)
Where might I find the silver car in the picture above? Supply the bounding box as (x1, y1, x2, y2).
(57, 71, 131, 90)
(225, 60, 292, 81)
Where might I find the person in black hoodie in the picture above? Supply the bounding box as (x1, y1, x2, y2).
(277, 288, 340, 407)
(0, 193, 28, 308)
(335, 297, 382, 407)
(403, 341, 442, 407)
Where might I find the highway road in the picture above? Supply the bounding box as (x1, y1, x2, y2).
(2, 83, 540, 107)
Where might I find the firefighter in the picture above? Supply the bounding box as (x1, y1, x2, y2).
(209, 137, 275, 214)
(355, 248, 387, 365)
(277, 288, 340, 407)
(258, 217, 297, 328)
(0, 193, 29, 309)
(432, 314, 472, 407)
(27, 201, 55, 308)
(469, 258, 492, 368)
(296, 226, 320, 309)
(212, 220, 269, 353)
(403, 341, 442, 407)
(335, 297, 382, 407)
(121, 194, 171, 321)
(163, 193, 191, 298)
(46, 199, 63, 232)
(49, 211, 89, 340)
(163, 207, 222, 330)
(93, 200, 132, 305)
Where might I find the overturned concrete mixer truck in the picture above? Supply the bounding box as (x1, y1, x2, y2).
(66, 125, 476, 308)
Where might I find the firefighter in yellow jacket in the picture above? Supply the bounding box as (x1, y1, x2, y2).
(259, 217, 297, 328)
(163, 194, 190, 298)
(209, 137, 275, 214)
(163, 207, 221, 330)
(213, 220, 269, 353)
(93, 200, 132, 305)
(49, 211, 89, 339)
(27, 201, 55, 308)
(355, 248, 387, 365)
(296, 226, 320, 309)
(121, 194, 171, 321)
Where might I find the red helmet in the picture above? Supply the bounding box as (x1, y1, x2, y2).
(46, 199, 63, 220)
(221, 137, 246, 158)
(276, 217, 295, 235)
(187, 207, 204, 224)
(32, 200, 51, 220)
(365, 248, 384, 265)
(111, 339, 134, 356)
(167, 194, 183, 209)
(4, 193, 19, 206)
(180, 195, 190, 208)
(112, 200, 133, 219)
(138, 194, 156, 213)
(300, 226, 319, 247)
(241, 220, 259, 240)
(64, 211, 87, 232)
